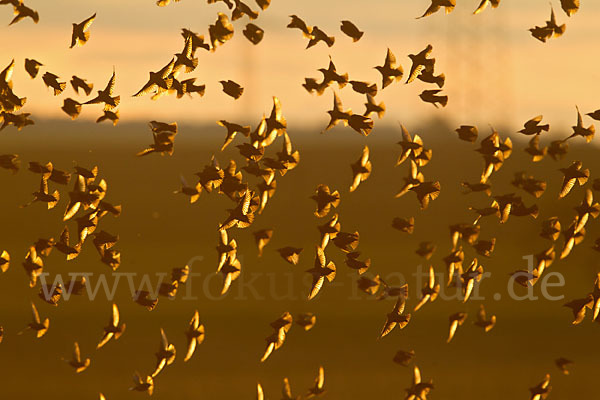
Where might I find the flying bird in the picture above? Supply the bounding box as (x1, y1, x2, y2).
(340, 20, 363, 42)
(379, 296, 411, 338)
(418, 0, 456, 19)
(18, 302, 49, 338)
(184, 311, 205, 362)
(70, 13, 96, 48)
(349, 145, 371, 192)
(306, 247, 336, 300)
(97, 303, 126, 349)
(63, 342, 91, 373)
(86, 69, 119, 110)
(24, 58, 42, 79)
(474, 0, 500, 14)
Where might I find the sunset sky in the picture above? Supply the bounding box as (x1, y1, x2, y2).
(2, 0, 599, 133)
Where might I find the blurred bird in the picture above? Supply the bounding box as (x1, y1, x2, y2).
(24, 58, 42, 79)
(9, 2, 39, 25)
(558, 161, 589, 198)
(97, 303, 126, 349)
(219, 255, 242, 295)
(253, 229, 273, 257)
(349, 145, 371, 192)
(363, 94, 385, 119)
(406, 45, 433, 83)
(393, 349, 416, 366)
(519, 115, 549, 136)
(0, 250, 9, 273)
(392, 217, 415, 234)
(70, 13, 96, 48)
(405, 366, 434, 400)
(209, 13, 234, 51)
(63, 342, 91, 373)
(306, 26, 334, 48)
(410, 181, 441, 210)
(563, 295, 593, 325)
(296, 312, 316, 331)
(474, 0, 500, 14)
(133, 290, 158, 311)
(455, 125, 478, 143)
(417, 0, 456, 18)
(560, 0, 579, 16)
(42, 72, 66, 96)
(243, 23, 264, 44)
(61, 98, 82, 120)
(220, 80, 244, 99)
(18, 302, 49, 338)
(447, 312, 467, 343)
(287, 15, 312, 38)
(419, 89, 448, 108)
(132, 60, 174, 98)
(474, 304, 496, 332)
(281, 377, 300, 400)
(306, 366, 326, 398)
(345, 251, 370, 275)
(555, 358, 573, 375)
(277, 247, 302, 265)
(129, 373, 154, 396)
(311, 184, 340, 217)
(414, 266, 440, 311)
(152, 328, 176, 377)
(525, 135, 547, 162)
(529, 374, 551, 400)
(340, 20, 363, 41)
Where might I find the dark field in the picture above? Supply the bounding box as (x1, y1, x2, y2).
(1, 120, 600, 399)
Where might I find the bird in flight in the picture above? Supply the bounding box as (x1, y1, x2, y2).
(474, 0, 500, 14)
(529, 374, 551, 400)
(86, 69, 119, 110)
(70, 13, 96, 48)
(152, 328, 177, 377)
(379, 296, 411, 338)
(349, 145, 372, 192)
(19, 302, 49, 338)
(63, 342, 91, 373)
(97, 303, 126, 349)
(306, 247, 336, 300)
(306, 366, 326, 398)
(340, 20, 363, 42)
(405, 366, 434, 400)
(447, 312, 467, 343)
(418, 0, 456, 19)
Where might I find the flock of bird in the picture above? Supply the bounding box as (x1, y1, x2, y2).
(0, 0, 598, 399)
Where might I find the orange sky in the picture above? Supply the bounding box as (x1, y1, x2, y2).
(1, 0, 599, 133)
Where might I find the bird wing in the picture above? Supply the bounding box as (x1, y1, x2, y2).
(31, 301, 41, 323)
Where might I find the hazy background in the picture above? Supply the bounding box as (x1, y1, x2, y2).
(2, 0, 600, 399)
(1, 0, 600, 129)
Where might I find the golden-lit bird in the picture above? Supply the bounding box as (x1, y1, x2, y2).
(174, 35, 198, 73)
(419, 89, 448, 108)
(181, 28, 210, 52)
(296, 312, 316, 331)
(415, 242, 436, 260)
(132, 60, 174, 98)
(277, 247, 302, 265)
(18, 302, 49, 338)
(406, 45, 433, 84)
(281, 377, 300, 400)
(414, 266, 440, 312)
(137, 122, 177, 156)
(511, 172, 546, 198)
(306, 366, 326, 398)
(418, 0, 456, 18)
(332, 231, 360, 253)
(61, 98, 82, 120)
(396, 127, 424, 167)
(63, 342, 91, 373)
(152, 328, 176, 377)
(70, 13, 96, 48)
(510, 269, 540, 288)
(243, 23, 264, 44)
(253, 228, 273, 257)
(133, 290, 158, 311)
(306, 247, 336, 300)
(317, 213, 340, 249)
(410, 181, 441, 210)
(393, 350, 416, 367)
(218, 120, 250, 151)
(530, 6, 565, 42)
(218, 188, 255, 229)
(0, 112, 34, 131)
(379, 296, 411, 338)
(9, 2, 39, 25)
(97, 303, 126, 349)
(21, 176, 60, 209)
(525, 135, 547, 162)
(22, 246, 43, 287)
(306, 26, 335, 48)
(85, 69, 119, 110)
(183, 311, 205, 362)
(256, 383, 264, 400)
(395, 160, 424, 199)
(474, 304, 496, 332)
(558, 161, 589, 198)
(447, 312, 467, 343)
(349, 145, 371, 192)
(560, 0, 579, 16)
(216, 228, 237, 272)
(417, 61, 445, 87)
(209, 13, 234, 51)
(42, 72, 66, 96)
(474, 0, 500, 14)
(405, 366, 434, 400)
(345, 251, 371, 275)
(319, 58, 349, 89)
(563, 295, 593, 325)
(287, 15, 312, 38)
(567, 106, 595, 142)
(0, 250, 9, 273)
(323, 92, 351, 133)
(96, 110, 119, 125)
(24, 58, 42, 79)
(374, 48, 404, 89)
(219, 254, 242, 295)
(311, 184, 340, 217)
(129, 373, 154, 396)
(529, 374, 551, 400)
(349, 80, 377, 97)
(460, 259, 483, 302)
(363, 94, 385, 119)
(174, 175, 202, 203)
(231, 0, 258, 21)
(555, 358, 573, 375)
(340, 20, 363, 42)
(220, 80, 244, 99)
(587, 109, 600, 121)
(38, 283, 62, 306)
(519, 115, 549, 136)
